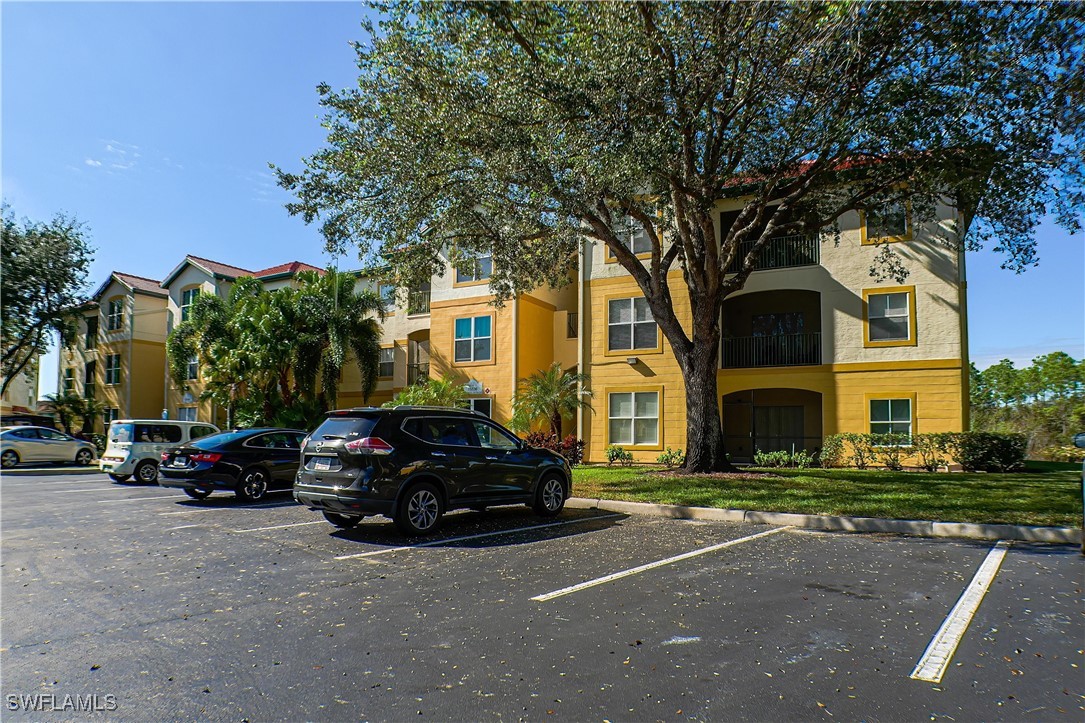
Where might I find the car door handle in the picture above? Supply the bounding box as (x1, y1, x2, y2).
(431, 451, 447, 458)
(484, 455, 499, 461)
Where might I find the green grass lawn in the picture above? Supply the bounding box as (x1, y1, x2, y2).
(571, 465, 1083, 528)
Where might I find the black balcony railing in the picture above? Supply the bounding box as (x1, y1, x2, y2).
(725, 233, 819, 274)
(407, 290, 431, 315)
(407, 362, 430, 386)
(722, 332, 821, 368)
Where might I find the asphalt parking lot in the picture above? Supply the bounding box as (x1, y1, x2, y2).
(2, 472, 1082, 721)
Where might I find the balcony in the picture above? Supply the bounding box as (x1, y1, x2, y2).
(722, 332, 821, 369)
(725, 233, 818, 274)
(407, 362, 429, 386)
(407, 288, 431, 316)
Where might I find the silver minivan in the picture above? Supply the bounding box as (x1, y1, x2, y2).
(100, 419, 219, 483)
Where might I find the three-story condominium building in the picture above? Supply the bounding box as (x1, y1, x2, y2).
(60, 200, 968, 462)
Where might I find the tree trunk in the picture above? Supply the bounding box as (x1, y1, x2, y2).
(678, 342, 735, 473)
(550, 412, 562, 438)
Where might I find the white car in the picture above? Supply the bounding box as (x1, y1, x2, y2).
(100, 419, 219, 483)
(0, 426, 97, 468)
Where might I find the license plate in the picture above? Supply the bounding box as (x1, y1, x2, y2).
(314, 458, 332, 471)
(173, 457, 187, 467)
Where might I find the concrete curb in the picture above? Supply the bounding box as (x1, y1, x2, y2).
(566, 497, 1082, 545)
(2, 466, 100, 477)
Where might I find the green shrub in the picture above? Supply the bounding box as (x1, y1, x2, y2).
(872, 433, 914, 471)
(1037, 445, 1085, 463)
(844, 433, 876, 470)
(948, 432, 1027, 472)
(818, 434, 847, 468)
(753, 448, 813, 468)
(524, 432, 586, 466)
(792, 449, 814, 469)
(912, 433, 951, 472)
(656, 447, 685, 469)
(605, 445, 633, 467)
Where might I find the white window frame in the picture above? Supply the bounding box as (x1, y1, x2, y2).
(378, 347, 395, 378)
(868, 291, 911, 342)
(608, 391, 659, 446)
(455, 252, 492, 284)
(106, 298, 124, 331)
(607, 297, 658, 351)
(177, 407, 197, 422)
(186, 354, 199, 381)
(870, 398, 912, 439)
(378, 284, 396, 308)
(180, 288, 200, 322)
(105, 354, 121, 385)
(63, 368, 75, 394)
(463, 398, 492, 417)
(454, 316, 492, 363)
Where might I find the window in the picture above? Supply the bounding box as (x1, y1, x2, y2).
(608, 391, 659, 446)
(864, 287, 916, 346)
(177, 407, 197, 422)
(63, 368, 75, 394)
(247, 432, 301, 449)
(102, 408, 120, 427)
(186, 355, 199, 381)
(870, 398, 912, 438)
(751, 312, 804, 337)
(608, 297, 657, 351)
(85, 316, 98, 349)
(862, 201, 911, 244)
(379, 284, 396, 308)
(106, 298, 124, 331)
(191, 425, 218, 440)
(471, 420, 518, 449)
(608, 217, 652, 258)
(133, 424, 183, 443)
(84, 361, 96, 399)
(105, 354, 122, 385)
(180, 288, 200, 322)
(454, 316, 492, 363)
(41, 429, 72, 442)
(378, 347, 395, 378)
(455, 252, 492, 284)
(462, 398, 492, 417)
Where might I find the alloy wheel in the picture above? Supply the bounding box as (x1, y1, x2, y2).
(407, 488, 439, 531)
(542, 478, 564, 511)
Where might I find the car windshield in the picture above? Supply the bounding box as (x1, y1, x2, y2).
(190, 430, 254, 449)
(108, 423, 134, 444)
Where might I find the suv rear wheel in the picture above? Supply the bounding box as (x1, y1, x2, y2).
(395, 482, 443, 536)
(533, 475, 566, 516)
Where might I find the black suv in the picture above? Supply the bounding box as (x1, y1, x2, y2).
(294, 406, 571, 535)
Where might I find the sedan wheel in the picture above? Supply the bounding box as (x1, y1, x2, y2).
(395, 483, 442, 536)
(1, 450, 18, 469)
(75, 449, 94, 466)
(533, 475, 566, 517)
(236, 469, 268, 501)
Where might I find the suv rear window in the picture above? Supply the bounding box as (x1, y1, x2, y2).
(312, 415, 379, 440)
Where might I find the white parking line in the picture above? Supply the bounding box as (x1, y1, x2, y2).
(531, 526, 793, 602)
(168, 524, 202, 530)
(97, 494, 190, 503)
(4, 478, 111, 487)
(52, 488, 124, 493)
(159, 501, 297, 516)
(910, 540, 1011, 683)
(333, 513, 625, 561)
(234, 520, 325, 533)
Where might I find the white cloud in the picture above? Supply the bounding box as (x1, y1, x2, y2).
(85, 159, 102, 167)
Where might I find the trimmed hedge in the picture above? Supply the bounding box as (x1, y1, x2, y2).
(523, 432, 585, 466)
(817, 431, 1027, 472)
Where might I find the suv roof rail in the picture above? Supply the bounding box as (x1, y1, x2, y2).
(392, 405, 486, 416)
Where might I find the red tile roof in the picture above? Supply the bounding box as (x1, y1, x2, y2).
(185, 255, 253, 279)
(252, 261, 325, 278)
(113, 272, 166, 295)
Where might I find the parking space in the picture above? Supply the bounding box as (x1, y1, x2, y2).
(2, 472, 1081, 720)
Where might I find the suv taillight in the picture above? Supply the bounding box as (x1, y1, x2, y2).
(343, 437, 394, 455)
(192, 452, 222, 463)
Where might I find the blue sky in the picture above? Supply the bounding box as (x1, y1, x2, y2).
(3, 2, 1081, 398)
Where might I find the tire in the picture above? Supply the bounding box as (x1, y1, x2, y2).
(323, 511, 363, 529)
(75, 449, 94, 466)
(184, 488, 212, 500)
(533, 474, 566, 517)
(394, 482, 443, 536)
(1, 450, 19, 469)
(235, 467, 269, 502)
(108, 473, 132, 483)
(135, 460, 159, 484)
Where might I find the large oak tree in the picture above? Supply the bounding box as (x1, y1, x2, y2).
(278, 2, 1083, 472)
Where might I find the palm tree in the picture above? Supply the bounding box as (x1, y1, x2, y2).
(291, 269, 385, 410)
(510, 363, 592, 436)
(384, 372, 467, 408)
(41, 392, 84, 434)
(78, 397, 105, 434)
